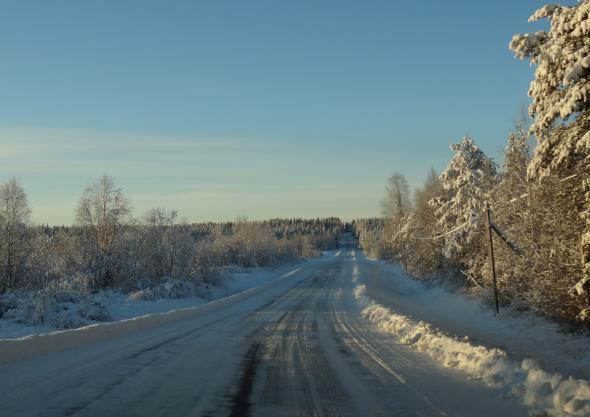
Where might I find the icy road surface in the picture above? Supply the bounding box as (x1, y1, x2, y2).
(0, 252, 527, 417)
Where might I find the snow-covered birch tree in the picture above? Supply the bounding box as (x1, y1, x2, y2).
(381, 173, 412, 266)
(0, 178, 31, 291)
(404, 169, 445, 277)
(76, 175, 131, 287)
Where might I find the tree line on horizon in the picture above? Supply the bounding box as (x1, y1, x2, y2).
(0, 174, 343, 297)
(354, 1, 590, 324)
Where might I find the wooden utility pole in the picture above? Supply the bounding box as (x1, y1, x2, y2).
(485, 202, 500, 315)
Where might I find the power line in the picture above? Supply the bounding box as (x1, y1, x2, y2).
(410, 220, 471, 241)
(507, 173, 579, 203)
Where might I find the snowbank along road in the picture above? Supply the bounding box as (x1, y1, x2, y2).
(0, 251, 528, 417)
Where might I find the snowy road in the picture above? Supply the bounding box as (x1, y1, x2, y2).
(0, 252, 527, 417)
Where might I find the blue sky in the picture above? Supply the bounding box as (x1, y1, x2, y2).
(0, 0, 551, 224)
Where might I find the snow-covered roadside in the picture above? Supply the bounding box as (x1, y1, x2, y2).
(356, 252, 590, 379)
(0, 252, 339, 340)
(351, 252, 590, 417)
(108, 261, 321, 321)
(0, 251, 341, 363)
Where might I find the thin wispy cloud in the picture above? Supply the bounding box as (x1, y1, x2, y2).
(0, 126, 264, 157)
(0, 126, 278, 179)
(0, 125, 386, 224)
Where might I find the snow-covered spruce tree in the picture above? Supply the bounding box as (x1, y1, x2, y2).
(496, 124, 530, 204)
(491, 125, 533, 301)
(429, 136, 497, 282)
(510, 2, 590, 319)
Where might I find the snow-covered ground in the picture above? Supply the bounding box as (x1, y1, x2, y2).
(352, 250, 590, 417)
(0, 250, 529, 417)
(0, 252, 338, 340)
(2, 249, 588, 416)
(109, 260, 328, 321)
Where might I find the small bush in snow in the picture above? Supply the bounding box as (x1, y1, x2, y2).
(128, 278, 196, 301)
(0, 290, 111, 329)
(50, 272, 95, 294)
